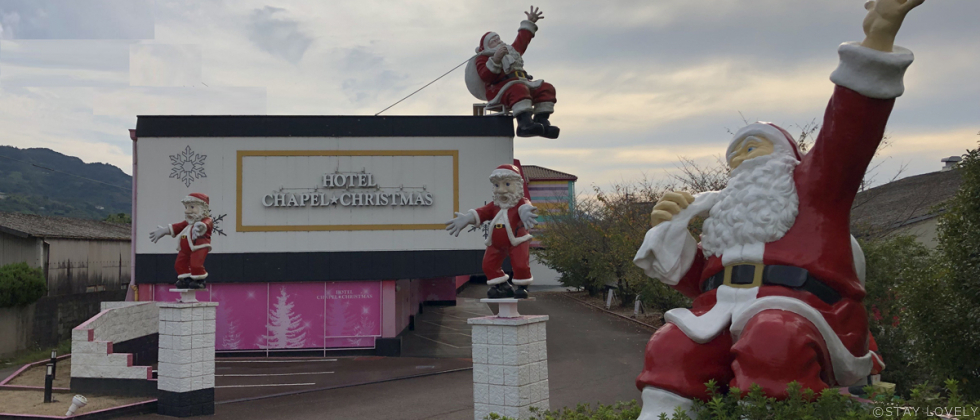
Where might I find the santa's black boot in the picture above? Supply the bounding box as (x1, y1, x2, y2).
(514, 285, 529, 299)
(189, 279, 207, 290)
(175, 278, 190, 289)
(487, 282, 516, 299)
(533, 113, 560, 139)
(515, 111, 545, 137)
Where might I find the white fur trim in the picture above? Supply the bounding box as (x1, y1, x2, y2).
(486, 79, 544, 106)
(519, 20, 538, 35)
(487, 274, 509, 285)
(468, 209, 481, 225)
(727, 123, 799, 163)
(830, 42, 914, 99)
(189, 273, 208, 280)
(533, 101, 554, 114)
(182, 195, 207, 205)
(168, 224, 176, 237)
(638, 387, 696, 420)
(511, 277, 533, 286)
(720, 242, 765, 266)
(871, 351, 886, 371)
(486, 57, 502, 74)
(665, 286, 759, 344)
(490, 168, 522, 180)
(177, 273, 192, 279)
(851, 235, 866, 287)
(729, 296, 874, 386)
(634, 192, 720, 284)
(512, 99, 533, 115)
(484, 209, 533, 247)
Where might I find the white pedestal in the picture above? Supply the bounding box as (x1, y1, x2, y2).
(468, 314, 549, 420)
(480, 298, 535, 318)
(170, 288, 201, 303)
(157, 298, 218, 417)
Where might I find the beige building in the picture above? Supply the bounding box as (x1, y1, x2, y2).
(850, 159, 963, 248)
(0, 212, 131, 356)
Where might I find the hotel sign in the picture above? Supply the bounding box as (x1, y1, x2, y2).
(237, 150, 458, 232)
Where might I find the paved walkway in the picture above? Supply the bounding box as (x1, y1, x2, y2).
(121, 288, 657, 420)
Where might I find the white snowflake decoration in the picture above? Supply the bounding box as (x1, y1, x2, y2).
(170, 145, 207, 187)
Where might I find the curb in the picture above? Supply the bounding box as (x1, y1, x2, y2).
(559, 293, 662, 331)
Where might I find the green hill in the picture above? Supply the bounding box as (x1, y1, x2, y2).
(0, 146, 131, 220)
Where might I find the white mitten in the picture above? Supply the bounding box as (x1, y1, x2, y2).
(191, 222, 207, 241)
(149, 226, 170, 243)
(445, 211, 476, 237)
(518, 204, 538, 229)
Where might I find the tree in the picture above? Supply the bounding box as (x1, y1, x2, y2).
(258, 287, 309, 349)
(0, 262, 47, 308)
(103, 213, 132, 224)
(899, 141, 980, 399)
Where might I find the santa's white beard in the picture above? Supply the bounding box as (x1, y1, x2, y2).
(494, 190, 523, 209)
(700, 154, 800, 258)
(499, 45, 524, 73)
(185, 210, 206, 224)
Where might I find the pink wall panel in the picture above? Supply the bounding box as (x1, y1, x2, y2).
(155, 281, 381, 351)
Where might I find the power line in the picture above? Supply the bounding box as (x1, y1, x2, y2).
(375, 55, 474, 116)
(0, 154, 130, 192)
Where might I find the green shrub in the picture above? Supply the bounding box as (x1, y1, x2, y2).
(489, 380, 979, 420)
(0, 262, 47, 308)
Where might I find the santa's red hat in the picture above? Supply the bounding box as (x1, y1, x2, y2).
(182, 193, 209, 206)
(726, 122, 802, 163)
(489, 164, 522, 181)
(475, 31, 498, 54)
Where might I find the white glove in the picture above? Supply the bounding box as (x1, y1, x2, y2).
(444, 211, 476, 237)
(149, 225, 170, 243)
(519, 204, 539, 229)
(191, 222, 207, 241)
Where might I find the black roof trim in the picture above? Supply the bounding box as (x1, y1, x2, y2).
(136, 115, 515, 138)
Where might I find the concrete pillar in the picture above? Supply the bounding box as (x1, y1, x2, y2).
(157, 300, 218, 417)
(468, 315, 550, 420)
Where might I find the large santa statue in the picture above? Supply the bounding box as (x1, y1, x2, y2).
(149, 193, 214, 290)
(631, 0, 922, 417)
(465, 6, 560, 139)
(446, 164, 539, 299)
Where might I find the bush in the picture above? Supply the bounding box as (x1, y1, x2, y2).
(859, 235, 935, 396)
(0, 262, 47, 308)
(489, 380, 979, 420)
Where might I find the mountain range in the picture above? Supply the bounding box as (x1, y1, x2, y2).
(0, 146, 131, 220)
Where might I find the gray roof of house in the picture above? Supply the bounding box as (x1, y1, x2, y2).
(0, 212, 131, 241)
(850, 169, 963, 235)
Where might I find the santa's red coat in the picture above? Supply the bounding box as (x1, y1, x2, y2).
(169, 218, 214, 251)
(473, 198, 533, 248)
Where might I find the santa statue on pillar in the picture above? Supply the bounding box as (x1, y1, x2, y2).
(149, 193, 214, 290)
(631, 0, 922, 418)
(446, 164, 539, 299)
(465, 6, 560, 139)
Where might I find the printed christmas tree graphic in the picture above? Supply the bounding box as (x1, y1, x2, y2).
(347, 305, 377, 346)
(222, 318, 242, 350)
(258, 287, 308, 349)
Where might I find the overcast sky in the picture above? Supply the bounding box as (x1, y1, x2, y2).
(0, 0, 977, 191)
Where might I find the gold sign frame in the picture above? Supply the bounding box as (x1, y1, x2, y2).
(237, 150, 459, 232)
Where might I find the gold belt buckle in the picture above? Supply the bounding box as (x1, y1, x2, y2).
(722, 264, 764, 289)
(494, 223, 504, 229)
(515, 70, 526, 79)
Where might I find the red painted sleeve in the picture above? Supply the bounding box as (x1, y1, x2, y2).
(511, 29, 534, 55)
(475, 203, 498, 224)
(475, 56, 498, 83)
(672, 248, 706, 299)
(798, 86, 896, 209)
(170, 221, 188, 235)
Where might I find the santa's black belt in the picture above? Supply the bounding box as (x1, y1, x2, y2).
(496, 70, 531, 83)
(701, 264, 841, 305)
